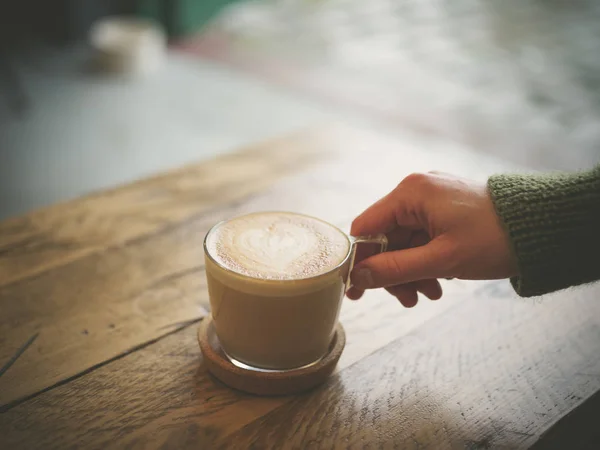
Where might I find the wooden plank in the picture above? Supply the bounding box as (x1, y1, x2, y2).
(0, 129, 324, 287)
(0, 130, 327, 407)
(220, 283, 600, 449)
(0, 125, 512, 408)
(2, 279, 598, 449)
(0, 277, 473, 449)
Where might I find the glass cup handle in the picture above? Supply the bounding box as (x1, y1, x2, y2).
(346, 234, 388, 291)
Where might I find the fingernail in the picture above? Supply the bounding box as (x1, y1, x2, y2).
(353, 268, 374, 289)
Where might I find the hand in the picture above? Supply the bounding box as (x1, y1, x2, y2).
(348, 172, 518, 307)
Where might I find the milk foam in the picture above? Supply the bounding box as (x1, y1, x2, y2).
(206, 212, 350, 280)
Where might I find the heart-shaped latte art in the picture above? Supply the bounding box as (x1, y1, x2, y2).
(236, 224, 316, 271)
(206, 212, 350, 280)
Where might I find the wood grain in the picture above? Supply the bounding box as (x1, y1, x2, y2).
(0, 279, 466, 449)
(0, 125, 509, 408)
(0, 283, 458, 448)
(0, 130, 326, 407)
(221, 283, 600, 450)
(0, 129, 324, 287)
(2, 124, 595, 449)
(2, 279, 598, 449)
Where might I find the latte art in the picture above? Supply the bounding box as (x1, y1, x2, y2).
(206, 212, 350, 280)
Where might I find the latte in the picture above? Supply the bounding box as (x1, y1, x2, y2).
(204, 212, 354, 370)
(205, 211, 350, 281)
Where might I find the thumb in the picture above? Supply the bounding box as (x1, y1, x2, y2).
(351, 239, 453, 289)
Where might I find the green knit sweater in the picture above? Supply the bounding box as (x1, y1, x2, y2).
(488, 165, 600, 297)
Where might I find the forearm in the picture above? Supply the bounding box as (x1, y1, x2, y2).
(488, 165, 600, 297)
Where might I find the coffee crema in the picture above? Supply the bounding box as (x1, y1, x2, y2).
(205, 212, 350, 281)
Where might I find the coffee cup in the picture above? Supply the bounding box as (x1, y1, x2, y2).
(203, 211, 387, 371)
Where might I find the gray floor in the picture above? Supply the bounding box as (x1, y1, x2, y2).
(0, 46, 369, 220)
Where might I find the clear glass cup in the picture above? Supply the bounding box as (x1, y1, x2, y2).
(203, 212, 387, 372)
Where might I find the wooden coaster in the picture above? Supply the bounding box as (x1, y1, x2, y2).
(198, 317, 345, 396)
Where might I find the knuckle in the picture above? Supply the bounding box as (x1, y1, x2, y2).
(428, 170, 449, 177)
(401, 172, 426, 186)
(400, 172, 433, 191)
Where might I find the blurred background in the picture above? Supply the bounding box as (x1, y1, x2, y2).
(1, 0, 600, 220)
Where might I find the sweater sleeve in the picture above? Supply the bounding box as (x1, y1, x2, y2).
(487, 165, 600, 297)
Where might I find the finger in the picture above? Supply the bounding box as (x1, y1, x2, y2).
(408, 230, 430, 248)
(353, 238, 387, 268)
(386, 284, 419, 308)
(415, 279, 443, 300)
(386, 228, 415, 250)
(350, 183, 422, 236)
(351, 191, 398, 236)
(346, 286, 364, 300)
(355, 228, 425, 273)
(386, 229, 431, 255)
(351, 238, 453, 289)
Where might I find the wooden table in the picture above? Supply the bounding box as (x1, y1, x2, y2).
(1, 125, 599, 449)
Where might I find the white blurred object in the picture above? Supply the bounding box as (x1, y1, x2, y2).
(89, 16, 166, 77)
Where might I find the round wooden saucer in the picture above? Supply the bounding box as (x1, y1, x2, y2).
(198, 317, 345, 396)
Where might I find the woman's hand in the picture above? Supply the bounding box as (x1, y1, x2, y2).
(348, 172, 518, 307)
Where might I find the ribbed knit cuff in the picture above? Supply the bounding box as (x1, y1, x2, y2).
(488, 166, 600, 297)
